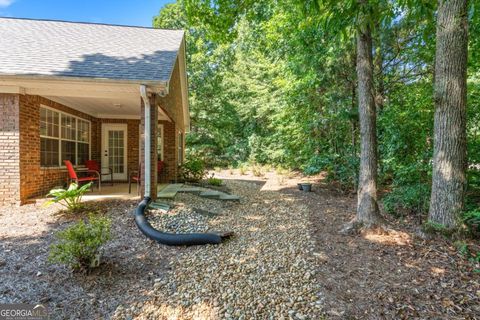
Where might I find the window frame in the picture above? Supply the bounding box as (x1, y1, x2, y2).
(157, 124, 164, 161)
(178, 131, 184, 166)
(40, 105, 91, 168)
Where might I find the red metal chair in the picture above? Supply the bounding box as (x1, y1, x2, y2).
(128, 168, 140, 194)
(129, 161, 165, 194)
(64, 160, 100, 190)
(85, 160, 113, 186)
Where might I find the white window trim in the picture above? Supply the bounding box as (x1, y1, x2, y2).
(178, 131, 184, 166)
(158, 124, 164, 161)
(40, 105, 91, 168)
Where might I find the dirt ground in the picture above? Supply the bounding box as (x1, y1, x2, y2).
(0, 170, 479, 319)
(287, 177, 480, 319)
(0, 199, 176, 319)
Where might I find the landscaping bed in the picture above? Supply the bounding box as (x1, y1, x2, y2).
(1, 171, 478, 319)
(0, 200, 174, 319)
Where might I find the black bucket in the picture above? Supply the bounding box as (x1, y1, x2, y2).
(300, 183, 312, 192)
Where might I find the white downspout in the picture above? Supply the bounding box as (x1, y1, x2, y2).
(140, 85, 151, 198)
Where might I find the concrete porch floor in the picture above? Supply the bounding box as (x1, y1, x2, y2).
(82, 183, 168, 202)
(81, 183, 140, 201)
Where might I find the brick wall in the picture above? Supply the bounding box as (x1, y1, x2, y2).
(91, 118, 140, 179)
(156, 57, 186, 181)
(0, 94, 21, 206)
(160, 120, 178, 183)
(18, 95, 99, 202)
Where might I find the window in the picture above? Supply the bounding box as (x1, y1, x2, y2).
(40, 108, 60, 166)
(178, 131, 184, 165)
(40, 106, 90, 167)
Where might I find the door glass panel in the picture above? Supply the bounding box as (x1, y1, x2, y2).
(108, 130, 125, 174)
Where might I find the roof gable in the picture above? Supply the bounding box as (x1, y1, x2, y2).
(0, 18, 184, 83)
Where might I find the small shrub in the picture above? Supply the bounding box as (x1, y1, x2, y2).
(239, 164, 247, 175)
(228, 165, 234, 175)
(383, 183, 430, 217)
(207, 177, 223, 186)
(49, 214, 111, 271)
(455, 241, 480, 272)
(463, 209, 480, 237)
(275, 166, 287, 175)
(179, 158, 206, 182)
(422, 221, 454, 236)
(252, 164, 263, 177)
(214, 166, 221, 173)
(44, 182, 92, 212)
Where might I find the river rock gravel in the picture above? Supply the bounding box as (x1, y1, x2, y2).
(112, 179, 324, 319)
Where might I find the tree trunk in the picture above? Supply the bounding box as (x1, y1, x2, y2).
(429, 0, 468, 229)
(354, 13, 382, 227)
(374, 44, 385, 111)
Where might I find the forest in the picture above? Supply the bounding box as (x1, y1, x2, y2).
(154, 0, 480, 234)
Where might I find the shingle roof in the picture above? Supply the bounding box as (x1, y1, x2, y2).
(0, 17, 184, 83)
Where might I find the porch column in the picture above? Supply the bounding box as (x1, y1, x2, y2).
(140, 94, 158, 200)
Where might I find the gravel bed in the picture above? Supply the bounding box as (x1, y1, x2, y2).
(113, 180, 323, 319)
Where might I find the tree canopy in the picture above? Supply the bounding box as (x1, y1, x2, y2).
(153, 0, 480, 225)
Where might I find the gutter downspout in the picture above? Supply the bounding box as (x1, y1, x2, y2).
(140, 85, 151, 198)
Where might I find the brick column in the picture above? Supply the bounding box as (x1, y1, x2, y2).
(140, 95, 158, 200)
(0, 94, 21, 206)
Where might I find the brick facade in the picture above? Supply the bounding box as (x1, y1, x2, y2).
(0, 94, 21, 206)
(160, 120, 178, 183)
(18, 95, 99, 203)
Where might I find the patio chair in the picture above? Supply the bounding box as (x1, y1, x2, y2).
(85, 160, 113, 186)
(64, 160, 100, 190)
(128, 161, 165, 194)
(128, 168, 140, 194)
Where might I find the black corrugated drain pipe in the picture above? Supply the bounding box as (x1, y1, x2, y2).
(134, 197, 229, 246)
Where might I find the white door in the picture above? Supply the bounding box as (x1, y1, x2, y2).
(102, 124, 128, 181)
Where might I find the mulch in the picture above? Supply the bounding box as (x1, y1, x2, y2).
(1, 173, 479, 319)
(0, 199, 175, 320)
(285, 181, 480, 319)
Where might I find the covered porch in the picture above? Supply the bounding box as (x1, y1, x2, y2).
(0, 76, 186, 204)
(0, 19, 189, 206)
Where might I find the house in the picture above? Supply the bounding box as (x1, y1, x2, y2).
(0, 17, 189, 206)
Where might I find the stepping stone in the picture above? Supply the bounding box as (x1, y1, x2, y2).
(193, 208, 220, 217)
(219, 194, 241, 201)
(157, 183, 184, 199)
(199, 191, 222, 199)
(178, 187, 203, 194)
(149, 202, 171, 211)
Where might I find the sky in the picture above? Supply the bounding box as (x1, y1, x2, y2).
(0, 0, 174, 27)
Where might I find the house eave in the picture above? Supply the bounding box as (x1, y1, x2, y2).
(0, 74, 169, 91)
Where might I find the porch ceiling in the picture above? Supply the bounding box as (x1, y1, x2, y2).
(45, 95, 141, 119)
(0, 78, 171, 120)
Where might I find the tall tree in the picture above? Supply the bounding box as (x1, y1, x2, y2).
(429, 0, 469, 229)
(354, 1, 382, 227)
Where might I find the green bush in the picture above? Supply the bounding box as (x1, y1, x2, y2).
(303, 154, 358, 191)
(252, 164, 264, 177)
(44, 182, 92, 212)
(49, 214, 111, 271)
(207, 177, 223, 186)
(383, 183, 431, 216)
(455, 241, 480, 271)
(179, 158, 206, 182)
(463, 209, 480, 237)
